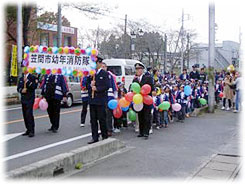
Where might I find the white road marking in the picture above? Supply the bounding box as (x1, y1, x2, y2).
(3, 131, 101, 162)
(4, 106, 22, 111)
(3, 132, 23, 142)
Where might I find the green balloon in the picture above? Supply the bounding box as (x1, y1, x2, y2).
(129, 109, 136, 121)
(160, 101, 170, 110)
(131, 82, 141, 94)
(199, 98, 207, 105)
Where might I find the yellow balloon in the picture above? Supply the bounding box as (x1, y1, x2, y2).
(27, 67, 33, 73)
(52, 69, 57, 74)
(133, 94, 143, 105)
(64, 47, 69, 54)
(24, 53, 27, 59)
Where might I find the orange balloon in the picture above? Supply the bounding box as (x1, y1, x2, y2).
(119, 97, 130, 108)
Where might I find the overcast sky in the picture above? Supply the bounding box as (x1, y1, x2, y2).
(13, 0, 245, 45)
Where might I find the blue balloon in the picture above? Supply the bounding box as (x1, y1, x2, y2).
(86, 47, 92, 56)
(90, 62, 97, 69)
(184, 85, 191, 96)
(38, 46, 43, 53)
(53, 47, 58, 54)
(24, 46, 30, 53)
(62, 68, 67, 75)
(108, 99, 118, 110)
(121, 106, 129, 112)
(36, 67, 41, 74)
(67, 69, 72, 76)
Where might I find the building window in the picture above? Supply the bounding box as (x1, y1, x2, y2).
(64, 36, 72, 47)
(53, 34, 58, 47)
(40, 33, 49, 46)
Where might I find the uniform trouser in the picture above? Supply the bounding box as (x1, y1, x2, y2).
(105, 106, 113, 132)
(153, 110, 160, 126)
(163, 111, 169, 125)
(177, 105, 186, 120)
(47, 99, 61, 130)
(81, 101, 88, 124)
(138, 106, 151, 136)
(89, 104, 108, 141)
(22, 102, 35, 134)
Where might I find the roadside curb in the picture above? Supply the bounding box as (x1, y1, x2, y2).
(7, 138, 126, 179)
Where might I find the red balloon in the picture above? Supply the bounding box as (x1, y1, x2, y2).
(57, 68, 62, 74)
(69, 47, 74, 54)
(46, 69, 51, 75)
(140, 84, 151, 95)
(143, 95, 153, 105)
(125, 92, 134, 102)
(80, 49, 86, 54)
(33, 97, 41, 110)
(219, 92, 223, 98)
(43, 46, 48, 53)
(113, 106, 122, 119)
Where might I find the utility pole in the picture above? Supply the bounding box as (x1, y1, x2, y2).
(208, 3, 215, 113)
(124, 14, 127, 59)
(180, 9, 184, 72)
(164, 34, 167, 74)
(57, 3, 62, 47)
(187, 33, 190, 70)
(17, 3, 23, 78)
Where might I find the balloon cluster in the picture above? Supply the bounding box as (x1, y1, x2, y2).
(227, 64, 235, 72)
(22, 45, 98, 76)
(107, 83, 154, 119)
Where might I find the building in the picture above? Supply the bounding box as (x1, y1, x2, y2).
(189, 41, 240, 70)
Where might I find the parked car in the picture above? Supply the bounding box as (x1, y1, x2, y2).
(103, 59, 145, 90)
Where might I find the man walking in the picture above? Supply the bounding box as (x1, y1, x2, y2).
(133, 63, 154, 140)
(86, 57, 110, 144)
(41, 72, 68, 133)
(17, 69, 38, 137)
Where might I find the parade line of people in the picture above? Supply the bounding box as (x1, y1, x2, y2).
(17, 57, 241, 142)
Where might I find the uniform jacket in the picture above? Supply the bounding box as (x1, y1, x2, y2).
(179, 73, 190, 80)
(132, 73, 154, 109)
(17, 73, 38, 104)
(87, 69, 110, 105)
(80, 76, 89, 102)
(41, 74, 68, 101)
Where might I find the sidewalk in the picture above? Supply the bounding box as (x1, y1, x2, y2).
(190, 130, 241, 181)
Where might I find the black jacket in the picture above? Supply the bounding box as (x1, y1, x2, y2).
(87, 69, 110, 105)
(132, 73, 154, 109)
(17, 73, 38, 104)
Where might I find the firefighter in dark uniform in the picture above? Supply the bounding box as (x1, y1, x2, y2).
(17, 70, 38, 137)
(41, 72, 68, 133)
(86, 57, 110, 144)
(133, 63, 154, 139)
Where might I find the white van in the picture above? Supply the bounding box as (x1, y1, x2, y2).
(103, 59, 145, 90)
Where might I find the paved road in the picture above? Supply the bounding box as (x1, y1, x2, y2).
(70, 109, 240, 178)
(4, 103, 93, 171)
(4, 103, 240, 179)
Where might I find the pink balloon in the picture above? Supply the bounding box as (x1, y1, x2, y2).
(133, 103, 143, 112)
(140, 84, 151, 95)
(39, 99, 48, 111)
(172, 103, 181, 112)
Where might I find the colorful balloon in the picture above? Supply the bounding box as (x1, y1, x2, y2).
(29, 46, 35, 52)
(91, 49, 98, 56)
(33, 97, 42, 110)
(219, 92, 223, 98)
(125, 92, 134, 102)
(52, 69, 57, 74)
(199, 98, 207, 105)
(47, 47, 52, 54)
(41, 68, 46, 75)
(133, 103, 143, 112)
(129, 109, 136, 121)
(121, 106, 129, 112)
(159, 101, 170, 110)
(57, 68, 62, 74)
(108, 99, 118, 110)
(133, 94, 143, 104)
(172, 103, 181, 112)
(119, 97, 130, 108)
(38, 45, 43, 53)
(24, 46, 30, 53)
(86, 47, 92, 55)
(64, 47, 69, 54)
(43, 46, 48, 53)
(184, 85, 191, 96)
(39, 99, 48, 111)
(143, 95, 153, 105)
(53, 47, 58, 54)
(131, 82, 141, 94)
(69, 47, 75, 54)
(58, 47, 64, 54)
(113, 106, 122, 119)
(80, 49, 86, 54)
(46, 69, 51, 75)
(36, 67, 41, 74)
(141, 84, 151, 95)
